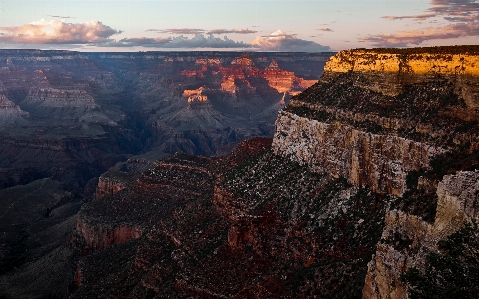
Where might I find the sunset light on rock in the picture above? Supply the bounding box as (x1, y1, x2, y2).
(0, 1, 478, 298)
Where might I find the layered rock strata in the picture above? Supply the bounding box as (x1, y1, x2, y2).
(323, 48, 479, 107)
(275, 46, 479, 196)
(23, 88, 99, 109)
(273, 111, 442, 196)
(364, 171, 479, 299)
(0, 94, 29, 125)
(272, 46, 479, 297)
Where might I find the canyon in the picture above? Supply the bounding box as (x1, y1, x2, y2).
(1, 46, 479, 298)
(0, 50, 332, 192)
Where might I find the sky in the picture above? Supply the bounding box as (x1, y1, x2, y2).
(0, 0, 477, 52)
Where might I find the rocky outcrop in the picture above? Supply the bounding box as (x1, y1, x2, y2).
(275, 46, 479, 197)
(323, 48, 479, 106)
(220, 75, 238, 93)
(73, 217, 142, 255)
(23, 87, 98, 109)
(231, 54, 257, 69)
(261, 59, 296, 93)
(95, 173, 128, 200)
(261, 59, 317, 94)
(273, 111, 442, 196)
(364, 171, 479, 299)
(269, 46, 479, 298)
(434, 170, 479, 236)
(0, 94, 29, 125)
(183, 87, 209, 103)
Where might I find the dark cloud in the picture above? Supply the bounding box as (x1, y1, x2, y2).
(317, 28, 333, 32)
(206, 28, 257, 34)
(428, 0, 479, 13)
(0, 19, 120, 44)
(101, 34, 252, 49)
(382, 13, 438, 20)
(251, 30, 330, 52)
(145, 28, 205, 35)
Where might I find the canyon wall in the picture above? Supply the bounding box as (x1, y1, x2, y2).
(323, 49, 479, 107)
(364, 171, 479, 299)
(272, 46, 479, 298)
(273, 111, 442, 196)
(274, 47, 479, 196)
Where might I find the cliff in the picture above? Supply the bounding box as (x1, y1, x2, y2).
(273, 111, 442, 196)
(0, 94, 29, 125)
(323, 48, 479, 107)
(23, 87, 99, 110)
(364, 171, 479, 299)
(276, 46, 479, 196)
(67, 46, 479, 298)
(273, 46, 479, 298)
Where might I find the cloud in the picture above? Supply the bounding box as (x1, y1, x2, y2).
(366, 0, 479, 46)
(48, 15, 75, 19)
(206, 28, 258, 34)
(101, 34, 253, 49)
(0, 19, 120, 44)
(206, 28, 257, 34)
(382, 13, 438, 20)
(360, 22, 479, 47)
(145, 28, 205, 35)
(101, 37, 172, 47)
(317, 28, 333, 32)
(250, 30, 330, 52)
(428, 0, 479, 13)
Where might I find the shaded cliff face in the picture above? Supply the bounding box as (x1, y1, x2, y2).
(364, 171, 479, 299)
(67, 138, 388, 298)
(273, 111, 442, 196)
(0, 94, 28, 125)
(0, 178, 81, 298)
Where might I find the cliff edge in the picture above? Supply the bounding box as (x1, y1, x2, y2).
(273, 45, 479, 298)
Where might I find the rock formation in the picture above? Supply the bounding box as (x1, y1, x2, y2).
(276, 46, 479, 196)
(364, 171, 479, 299)
(0, 94, 29, 125)
(323, 48, 479, 106)
(23, 88, 98, 109)
(269, 45, 479, 298)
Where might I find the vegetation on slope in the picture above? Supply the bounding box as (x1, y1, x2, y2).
(402, 222, 479, 299)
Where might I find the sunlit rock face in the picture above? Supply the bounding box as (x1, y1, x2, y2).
(323, 48, 479, 106)
(275, 46, 479, 197)
(183, 87, 209, 103)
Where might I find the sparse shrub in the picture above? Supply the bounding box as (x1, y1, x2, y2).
(402, 222, 479, 299)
